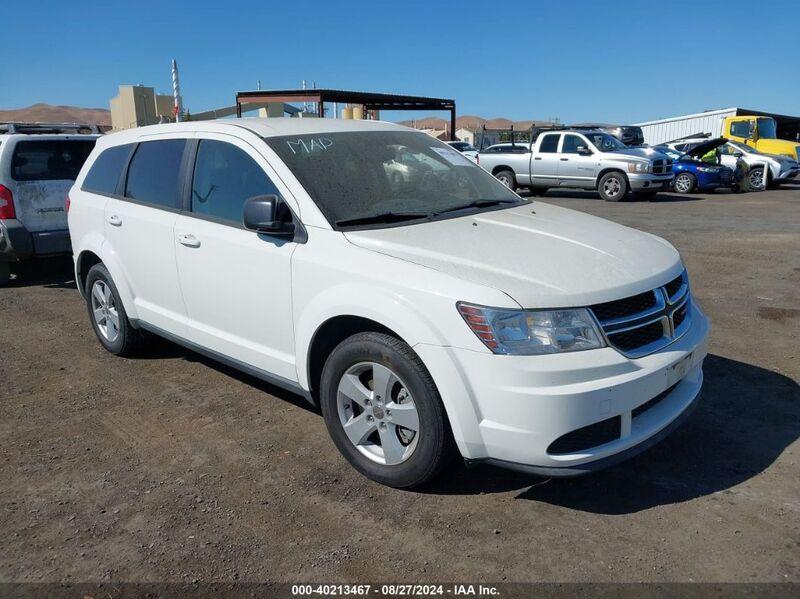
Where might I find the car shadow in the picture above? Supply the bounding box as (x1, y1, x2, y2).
(3, 257, 76, 289)
(137, 337, 319, 415)
(425, 354, 799, 513)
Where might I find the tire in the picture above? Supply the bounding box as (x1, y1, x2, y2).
(597, 171, 628, 201)
(320, 332, 456, 488)
(747, 167, 766, 192)
(494, 169, 516, 190)
(673, 172, 696, 194)
(84, 263, 143, 356)
(0, 262, 10, 286)
(529, 187, 548, 196)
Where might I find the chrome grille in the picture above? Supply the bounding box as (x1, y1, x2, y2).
(651, 159, 674, 175)
(590, 270, 691, 358)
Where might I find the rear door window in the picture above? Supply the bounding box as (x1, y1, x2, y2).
(124, 140, 186, 209)
(11, 139, 96, 181)
(82, 144, 134, 194)
(190, 139, 281, 225)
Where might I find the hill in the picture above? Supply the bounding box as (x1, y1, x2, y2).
(0, 103, 111, 126)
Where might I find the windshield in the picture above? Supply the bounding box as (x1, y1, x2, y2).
(584, 133, 628, 152)
(264, 131, 522, 228)
(757, 118, 777, 139)
(729, 140, 762, 155)
(656, 147, 683, 160)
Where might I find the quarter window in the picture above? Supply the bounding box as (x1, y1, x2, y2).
(561, 135, 584, 154)
(191, 140, 281, 224)
(124, 140, 186, 209)
(539, 134, 560, 153)
(82, 144, 133, 194)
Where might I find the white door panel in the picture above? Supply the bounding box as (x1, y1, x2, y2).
(174, 216, 297, 380)
(104, 199, 186, 335)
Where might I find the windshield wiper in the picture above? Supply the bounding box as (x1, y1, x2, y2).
(433, 199, 520, 216)
(335, 211, 431, 227)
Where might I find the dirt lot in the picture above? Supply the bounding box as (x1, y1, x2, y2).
(1, 186, 798, 584)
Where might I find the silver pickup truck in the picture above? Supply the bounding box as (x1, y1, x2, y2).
(477, 129, 674, 201)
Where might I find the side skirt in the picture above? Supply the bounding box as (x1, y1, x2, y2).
(136, 320, 314, 404)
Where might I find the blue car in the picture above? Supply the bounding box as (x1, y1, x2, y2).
(654, 138, 735, 194)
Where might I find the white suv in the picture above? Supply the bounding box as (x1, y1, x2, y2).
(68, 119, 709, 488)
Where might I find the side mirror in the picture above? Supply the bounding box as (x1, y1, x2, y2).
(243, 195, 295, 237)
(733, 152, 744, 158)
(576, 145, 592, 156)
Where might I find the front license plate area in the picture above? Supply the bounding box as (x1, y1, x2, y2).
(667, 352, 693, 387)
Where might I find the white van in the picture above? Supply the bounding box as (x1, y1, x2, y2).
(68, 119, 709, 488)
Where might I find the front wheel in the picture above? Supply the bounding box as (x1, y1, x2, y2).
(747, 167, 766, 191)
(320, 332, 456, 488)
(494, 169, 516, 190)
(597, 172, 628, 201)
(528, 186, 548, 196)
(673, 172, 696, 194)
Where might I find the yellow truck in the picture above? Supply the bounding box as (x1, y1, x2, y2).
(637, 109, 800, 162)
(724, 115, 800, 160)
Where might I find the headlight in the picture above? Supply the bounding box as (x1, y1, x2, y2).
(696, 166, 718, 173)
(627, 162, 648, 173)
(457, 303, 606, 355)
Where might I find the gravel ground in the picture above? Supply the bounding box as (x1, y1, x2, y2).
(1, 186, 798, 584)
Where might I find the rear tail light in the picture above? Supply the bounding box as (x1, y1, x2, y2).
(66, 194, 71, 213)
(0, 185, 15, 219)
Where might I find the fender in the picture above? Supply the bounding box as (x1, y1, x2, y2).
(294, 282, 486, 458)
(294, 281, 451, 391)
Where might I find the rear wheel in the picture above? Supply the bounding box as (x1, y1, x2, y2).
(85, 263, 144, 356)
(673, 172, 696, 194)
(320, 332, 456, 488)
(494, 169, 516, 190)
(598, 172, 628, 201)
(0, 262, 10, 286)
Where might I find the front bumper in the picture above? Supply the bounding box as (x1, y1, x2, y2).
(628, 173, 673, 191)
(416, 301, 710, 476)
(774, 168, 799, 183)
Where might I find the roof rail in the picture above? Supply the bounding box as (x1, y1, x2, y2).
(0, 122, 104, 135)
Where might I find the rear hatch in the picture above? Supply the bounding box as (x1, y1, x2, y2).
(7, 136, 96, 232)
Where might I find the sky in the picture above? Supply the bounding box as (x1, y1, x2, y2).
(3, 0, 799, 124)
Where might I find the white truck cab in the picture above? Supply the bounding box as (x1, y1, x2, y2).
(68, 118, 709, 488)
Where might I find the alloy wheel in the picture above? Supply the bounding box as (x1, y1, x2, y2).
(91, 280, 120, 342)
(603, 177, 622, 198)
(675, 174, 692, 193)
(749, 168, 765, 190)
(496, 173, 513, 188)
(336, 361, 420, 465)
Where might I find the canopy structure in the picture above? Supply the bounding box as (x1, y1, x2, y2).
(235, 89, 457, 140)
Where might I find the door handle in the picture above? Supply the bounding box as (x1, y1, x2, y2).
(534, 157, 542, 161)
(560, 158, 569, 161)
(177, 233, 201, 248)
(107, 215, 122, 227)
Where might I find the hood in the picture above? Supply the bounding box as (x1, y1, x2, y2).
(607, 147, 659, 161)
(685, 137, 728, 158)
(344, 203, 682, 308)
